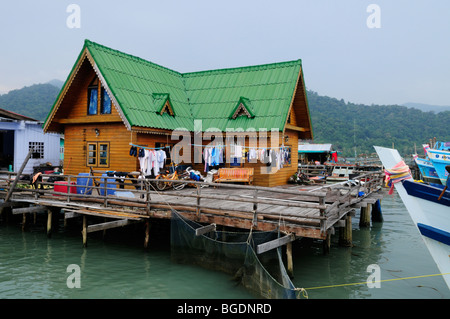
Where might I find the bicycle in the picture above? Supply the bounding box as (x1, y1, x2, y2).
(155, 163, 187, 191)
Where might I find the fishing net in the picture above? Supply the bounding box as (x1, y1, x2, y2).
(170, 209, 304, 299)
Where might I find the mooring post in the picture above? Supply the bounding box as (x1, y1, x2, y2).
(359, 204, 371, 228)
(22, 213, 26, 232)
(371, 199, 383, 222)
(82, 215, 87, 247)
(47, 209, 52, 238)
(144, 221, 150, 248)
(339, 214, 353, 247)
(323, 232, 331, 255)
(286, 241, 294, 278)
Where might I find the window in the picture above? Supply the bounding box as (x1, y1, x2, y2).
(101, 88, 111, 114)
(29, 142, 44, 159)
(87, 77, 111, 115)
(87, 142, 109, 167)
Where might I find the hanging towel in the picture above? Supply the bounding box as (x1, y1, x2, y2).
(384, 160, 412, 194)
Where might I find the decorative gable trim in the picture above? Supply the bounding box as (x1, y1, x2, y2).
(230, 97, 255, 119)
(153, 93, 175, 116)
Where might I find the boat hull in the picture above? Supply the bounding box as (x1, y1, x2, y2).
(374, 146, 450, 289)
(426, 149, 450, 185)
(414, 157, 441, 184)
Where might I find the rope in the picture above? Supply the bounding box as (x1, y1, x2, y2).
(294, 287, 309, 299)
(304, 272, 450, 291)
(384, 160, 412, 194)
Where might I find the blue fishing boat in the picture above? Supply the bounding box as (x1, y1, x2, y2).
(426, 142, 450, 185)
(414, 155, 441, 184)
(375, 146, 450, 289)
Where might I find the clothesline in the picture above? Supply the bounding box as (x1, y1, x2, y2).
(129, 143, 171, 150)
(186, 143, 289, 149)
(130, 142, 289, 150)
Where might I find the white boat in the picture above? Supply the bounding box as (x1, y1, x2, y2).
(374, 146, 450, 289)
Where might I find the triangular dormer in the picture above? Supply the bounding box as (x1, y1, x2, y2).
(230, 97, 255, 119)
(153, 93, 175, 116)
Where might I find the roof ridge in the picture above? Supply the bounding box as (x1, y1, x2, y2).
(182, 59, 302, 78)
(85, 39, 183, 77)
(85, 39, 301, 79)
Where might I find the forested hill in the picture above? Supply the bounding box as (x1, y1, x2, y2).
(0, 83, 60, 121)
(0, 83, 448, 157)
(307, 90, 450, 157)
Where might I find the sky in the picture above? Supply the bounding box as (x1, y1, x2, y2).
(0, 0, 449, 106)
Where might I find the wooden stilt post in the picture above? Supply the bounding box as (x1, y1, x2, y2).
(22, 213, 26, 232)
(339, 214, 353, 247)
(47, 209, 52, 238)
(323, 232, 331, 255)
(359, 204, 371, 228)
(82, 215, 87, 248)
(144, 221, 150, 248)
(371, 199, 383, 222)
(286, 241, 294, 278)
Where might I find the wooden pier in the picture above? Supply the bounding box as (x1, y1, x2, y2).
(0, 169, 385, 255)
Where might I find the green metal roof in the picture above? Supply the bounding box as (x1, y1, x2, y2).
(51, 40, 303, 132)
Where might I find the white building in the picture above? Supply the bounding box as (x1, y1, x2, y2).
(0, 108, 61, 175)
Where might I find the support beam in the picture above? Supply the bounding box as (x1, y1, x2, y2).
(323, 232, 331, 255)
(144, 221, 150, 248)
(12, 205, 47, 215)
(359, 204, 371, 228)
(371, 199, 383, 222)
(195, 224, 216, 236)
(47, 210, 52, 238)
(87, 219, 136, 233)
(257, 233, 296, 254)
(286, 241, 294, 279)
(339, 214, 353, 247)
(82, 215, 87, 248)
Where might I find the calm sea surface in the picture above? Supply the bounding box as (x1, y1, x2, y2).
(0, 192, 449, 299)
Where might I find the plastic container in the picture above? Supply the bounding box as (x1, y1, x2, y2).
(99, 173, 116, 196)
(54, 181, 77, 195)
(77, 173, 93, 195)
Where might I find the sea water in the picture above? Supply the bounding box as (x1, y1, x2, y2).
(0, 193, 448, 299)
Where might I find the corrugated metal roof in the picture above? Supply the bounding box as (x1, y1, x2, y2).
(63, 40, 303, 132)
(298, 144, 333, 153)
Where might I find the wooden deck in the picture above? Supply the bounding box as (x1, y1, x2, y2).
(0, 169, 385, 247)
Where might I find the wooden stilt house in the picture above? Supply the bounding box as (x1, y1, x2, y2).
(43, 40, 313, 186)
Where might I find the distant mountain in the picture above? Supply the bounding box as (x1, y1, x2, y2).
(47, 79, 64, 89)
(0, 83, 60, 121)
(402, 102, 450, 114)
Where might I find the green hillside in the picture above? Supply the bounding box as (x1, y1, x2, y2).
(307, 90, 450, 157)
(0, 83, 60, 121)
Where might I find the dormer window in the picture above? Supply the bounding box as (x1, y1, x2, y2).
(87, 78, 111, 115)
(230, 97, 255, 119)
(154, 93, 175, 117)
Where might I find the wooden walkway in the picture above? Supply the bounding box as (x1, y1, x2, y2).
(0, 169, 385, 251)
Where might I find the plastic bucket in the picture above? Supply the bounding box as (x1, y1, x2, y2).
(77, 173, 93, 195)
(100, 173, 116, 195)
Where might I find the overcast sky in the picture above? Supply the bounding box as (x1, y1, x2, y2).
(1, 0, 449, 106)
